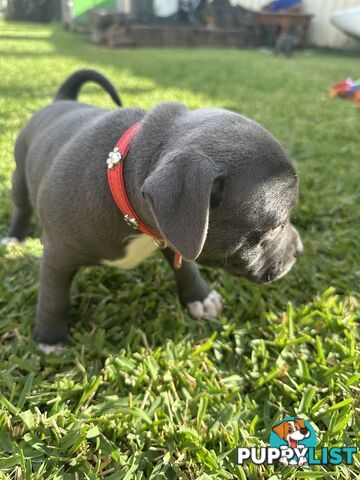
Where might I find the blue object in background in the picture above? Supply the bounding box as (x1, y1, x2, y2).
(270, 0, 301, 11)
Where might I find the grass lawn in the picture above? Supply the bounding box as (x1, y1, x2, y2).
(0, 20, 359, 480)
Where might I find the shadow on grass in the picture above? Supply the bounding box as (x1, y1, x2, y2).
(0, 84, 58, 98)
(312, 46, 360, 58)
(0, 50, 56, 57)
(0, 34, 52, 41)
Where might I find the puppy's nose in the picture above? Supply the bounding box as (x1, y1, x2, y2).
(300, 427, 308, 435)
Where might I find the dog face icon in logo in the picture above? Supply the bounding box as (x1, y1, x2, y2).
(270, 417, 317, 466)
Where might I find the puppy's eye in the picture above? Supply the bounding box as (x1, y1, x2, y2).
(274, 221, 286, 231)
(247, 230, 262, 244)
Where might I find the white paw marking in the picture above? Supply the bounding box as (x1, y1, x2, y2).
(0, 237, 20, 245)
(38, 343, 65, 354)
(187, 290, 223, 319)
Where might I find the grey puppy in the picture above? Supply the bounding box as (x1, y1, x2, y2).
(274, 26, 303, 58)
(274, 34, 298, 58)
(2, 70, 303, 350)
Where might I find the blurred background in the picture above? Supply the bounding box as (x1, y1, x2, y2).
(2, 0, 360, 51)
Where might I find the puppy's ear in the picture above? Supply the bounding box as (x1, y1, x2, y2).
(142, 151, 220, 261)
(272, 422, 286, 439)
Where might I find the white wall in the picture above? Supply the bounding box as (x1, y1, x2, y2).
(117, 0, 132, 14)
(231, 0, 360, 47)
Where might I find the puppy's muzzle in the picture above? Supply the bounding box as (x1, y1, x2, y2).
(259, 226, 303, 283)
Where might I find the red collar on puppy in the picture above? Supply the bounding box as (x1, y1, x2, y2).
(107, 122, 182, 269)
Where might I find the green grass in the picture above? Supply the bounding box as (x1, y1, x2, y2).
(0, 21, 359, 479)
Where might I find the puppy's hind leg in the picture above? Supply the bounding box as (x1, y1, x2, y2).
(162, 248, 223, 319)
(2, 135, 32, 244)
(33, 245, 78, 350)
(6, 168, 32, 242)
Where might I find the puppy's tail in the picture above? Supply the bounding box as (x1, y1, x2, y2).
(54, 69, 122, 106)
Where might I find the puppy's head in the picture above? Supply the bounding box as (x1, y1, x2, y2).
(141, 105, 302, 283)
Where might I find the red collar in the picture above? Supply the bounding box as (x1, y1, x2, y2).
(107, 122, 182, 269)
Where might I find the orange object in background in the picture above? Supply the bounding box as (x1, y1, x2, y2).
(329, 78, 360, 108)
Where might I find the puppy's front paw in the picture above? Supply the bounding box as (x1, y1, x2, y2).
(187, 290, 223, 319)
(38, 343, 66, 355)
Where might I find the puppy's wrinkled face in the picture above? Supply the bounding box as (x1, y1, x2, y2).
(142, 106, 302, 283)
(198, 168, 302, 283)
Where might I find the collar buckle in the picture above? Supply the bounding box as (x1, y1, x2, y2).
(153, 238, 167, 249)
(123, 214, 139, 230)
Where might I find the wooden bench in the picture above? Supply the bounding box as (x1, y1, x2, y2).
(98, 23, 260, 48)
(254, 12, 313, 47)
